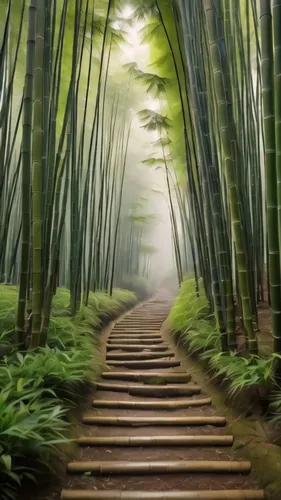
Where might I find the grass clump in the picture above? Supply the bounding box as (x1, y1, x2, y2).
(0, 384, 69, 500)
(0, 285, 137, 499)
(168, 278, 278, 407)
(168, 278, 217, 353)
(168, 278, 210, 334)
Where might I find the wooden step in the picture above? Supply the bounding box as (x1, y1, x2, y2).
(67, 459, 251, 474)
(106, 344, 170, 352)
(113, 328, 162, 331)
(109, 334, 162, 339)
(106, 359, 181, 369)
(106, 351, 174, 360)
(108, 338, 164, 345)
(115, 320, 163, 323)
(78, 435, 234, 446)
(92, 397, 212, 409)
(110, 332, 162, 336)
(95, 382, 200, 397)
(61, 490, 265, 499)
(101, 371, 191, 383)
(82, 415, 226, 426)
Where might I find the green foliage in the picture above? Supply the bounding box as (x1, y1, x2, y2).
(0, 285, 18, 335)
(0, 284, 135, 498)
(0, 385, 69, 500)
(205, 352, 275, 398)
(168, 278, 210, 333)
(169, 278, 276, 401)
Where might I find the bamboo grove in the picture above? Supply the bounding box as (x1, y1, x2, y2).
(119, 0, 281, 360)
(0, 0, 156, 350)
(1, 0, 281, 357)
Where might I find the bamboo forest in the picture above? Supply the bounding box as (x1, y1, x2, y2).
(3, 0, 281, 498)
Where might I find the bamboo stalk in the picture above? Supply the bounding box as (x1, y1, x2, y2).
(108, 339, 164, 345)
(106, 360, 181, 368)
(106, 352, 174, 360)
(92, 398, 211, 409)
(101, 372, 191, 382)
(16, 0, 37, 345)
(106, 344, 170, 352)
(78, 435, 233, 446)
(61, 490, 265, 500)
(67, 460, 251, 474)
(82, 415, 225, 426)
(31, 0, 45, 348)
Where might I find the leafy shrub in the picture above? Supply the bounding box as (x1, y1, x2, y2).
(168, 278, 210, 334)
(205, 351, 275, 397)
(0, 285, 136, 498)
(0, 380, 69, 500)
(169, 278, 276, 402)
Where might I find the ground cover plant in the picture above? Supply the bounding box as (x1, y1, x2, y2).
(0, 285, 137, 499)
(169, 279, 281, 417)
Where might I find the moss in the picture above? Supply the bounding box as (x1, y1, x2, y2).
(230, 420, 281, 499)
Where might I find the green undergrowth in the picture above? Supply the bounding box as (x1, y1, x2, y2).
(169, 278, 281, 414)
(0, 285, 137, 499)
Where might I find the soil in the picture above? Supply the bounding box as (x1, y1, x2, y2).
(23, 295, 269, 500)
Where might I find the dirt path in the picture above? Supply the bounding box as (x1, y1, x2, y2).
(58, 296, 264, 500)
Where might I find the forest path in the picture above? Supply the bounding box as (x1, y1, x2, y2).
(61, 296, 264, 500)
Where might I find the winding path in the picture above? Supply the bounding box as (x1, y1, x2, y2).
(61, 298, 264, 499)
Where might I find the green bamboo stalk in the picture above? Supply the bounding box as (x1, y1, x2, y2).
(204, 0, 258, 354)
(272, 0, 281, 358)
(15, 0, 37, 346)
(30, 0, 45, 348)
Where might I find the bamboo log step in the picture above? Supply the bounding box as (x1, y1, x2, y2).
(106, 351, 174, 360)
(108, 338, 164, 345)
(101, 371, 191, 383)
(113, 327, 162, 330)
(106, 359, 181, 368)
(110, 332, 162, 337)
(113, 327, 161, 330)
(61, 490, 265, 499)
(78, 435, 234, 446)
(123, 319, 164, 322)
(109, 334, 162, 339)
(95, 382, 200, 397)
(67, 460, 251, 474)
(115, 321, 162, 324)
(92, 398, 211, 409)
(82, 415, 226, 426)
(106, 344, 170, 352)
